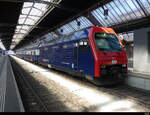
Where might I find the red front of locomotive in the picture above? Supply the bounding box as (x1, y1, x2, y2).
(88, 26, 128, 82)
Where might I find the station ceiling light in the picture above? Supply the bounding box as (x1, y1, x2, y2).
(10, 0, 62, 50)
(0, 40, 6, 50)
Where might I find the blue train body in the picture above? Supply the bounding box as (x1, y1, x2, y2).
(16, 26, 128, 85)
(18, 28, 95, 77)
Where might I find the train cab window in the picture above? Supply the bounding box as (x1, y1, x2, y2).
(94, 32, 122, 52)
(79, 40, 90, 52)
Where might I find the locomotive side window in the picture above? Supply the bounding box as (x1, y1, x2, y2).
(94, 32, 122, 52)
(79, 40, 90, 52)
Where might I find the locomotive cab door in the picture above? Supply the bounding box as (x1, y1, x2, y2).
(74, 43, 78, 70)
(77, 40, 94, 75)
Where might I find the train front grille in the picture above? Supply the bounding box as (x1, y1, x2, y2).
(100, 64, 127, 76)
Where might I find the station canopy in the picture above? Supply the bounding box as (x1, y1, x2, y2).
(0, 0, 150, 50)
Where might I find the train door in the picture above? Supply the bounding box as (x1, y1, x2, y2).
(39, 47, 43, 65)
(74, 42, 78, 70)
(77, 40, 94, 75)
(42, 46, 48, 66)
(30, 51, 33, 62)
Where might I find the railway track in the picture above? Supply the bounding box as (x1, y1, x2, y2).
(99, 85, 150, 109)
(11, 58, 49, 112)
(10, 57, 150, 112)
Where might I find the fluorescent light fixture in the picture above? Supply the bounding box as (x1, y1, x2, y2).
(0, 40, 6, 50)
(11, 0, 62, 50)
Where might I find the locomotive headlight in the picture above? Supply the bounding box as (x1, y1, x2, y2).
(101, 65, 106, 68)
(79, 41, 83, 45)
(84, 42, 87, 45)
(122, 64, 126, 67)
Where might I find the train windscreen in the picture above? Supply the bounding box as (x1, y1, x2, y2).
(94, 32, 122, 52)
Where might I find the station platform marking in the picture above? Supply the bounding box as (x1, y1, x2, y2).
(0, 56, 7, 112)
(0, 56, 25, 112)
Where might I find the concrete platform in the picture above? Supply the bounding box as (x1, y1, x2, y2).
(12, 56, 150, 112)
(124, 59, 150, 91)
(0, 55, 24, 112)
(125, 68, 150, 91)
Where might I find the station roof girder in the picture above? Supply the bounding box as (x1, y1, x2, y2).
(0, 0, 150, 50)
(0, 2, 23, 50)
(15, 0, 150, 50)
